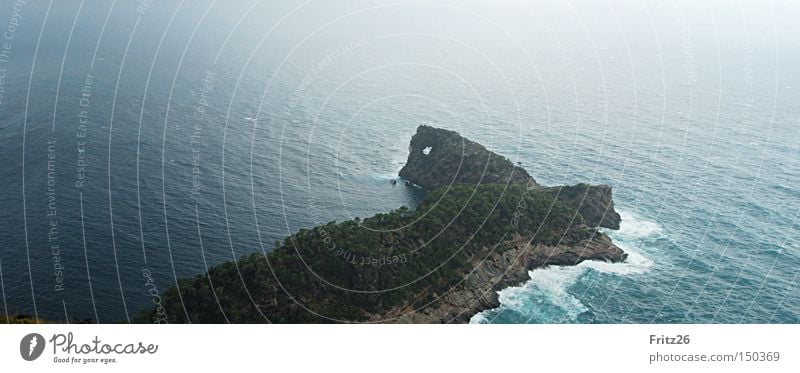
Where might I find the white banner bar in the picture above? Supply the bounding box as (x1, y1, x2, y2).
(1, 324, 796, 372)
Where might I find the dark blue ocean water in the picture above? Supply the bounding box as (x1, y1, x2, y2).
(0, 0, 797, 323)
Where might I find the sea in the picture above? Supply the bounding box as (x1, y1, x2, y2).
(0, 0, 797, 323)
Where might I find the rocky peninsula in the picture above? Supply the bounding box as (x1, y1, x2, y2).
(400, 126, 620, 229)
(139, 126, 626, 323)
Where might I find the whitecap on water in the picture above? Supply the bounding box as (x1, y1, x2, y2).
(615, 210, 663, 237)
(470, 266, 591, 323)
(524, 266, 590, 317)
(472, 210, 661, 323)
(469, 312, 489, 324)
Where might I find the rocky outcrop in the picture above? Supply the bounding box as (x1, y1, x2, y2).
(383, 232, 625, 323)
(141, 126, 627, 324)
(401, 126, 622, 230)
(546, 184, 621, 229)
(383, 126, 625, 322)
(399, 125, 537, 189)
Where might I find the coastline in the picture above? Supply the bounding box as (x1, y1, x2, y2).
(135, 126, 628, 323)
(380, 231, 625, 323)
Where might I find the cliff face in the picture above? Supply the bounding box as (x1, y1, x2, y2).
(400, 126, 621, 230)
(545, 184, 621, 230)
(399, 125, 537, 189)
(386, 233, 625, 323)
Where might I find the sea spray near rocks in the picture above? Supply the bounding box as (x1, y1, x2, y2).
(472, 211, 660, 324)
(141, 127, 627, 323)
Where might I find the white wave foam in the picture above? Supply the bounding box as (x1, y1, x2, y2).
(616, 210, 663, 237)
(474, 265, 590, 323)
(469, 312, 488, 324)
(472, 210, 666, 323)
(525, 266, 589, 317)
(594, 210, 660, 274)
(475, 211, 661, 323)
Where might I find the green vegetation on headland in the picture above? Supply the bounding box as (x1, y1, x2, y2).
(136, 125, 624, 323)
(137, 184, 594, 323)
(399, 125, 621, 230)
